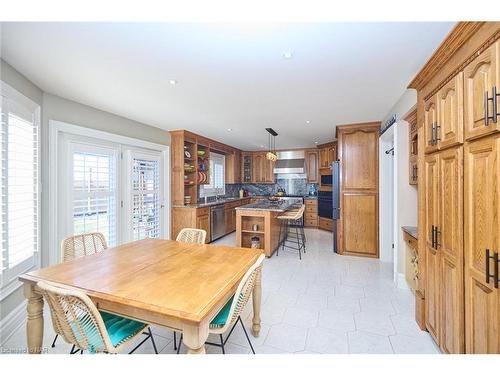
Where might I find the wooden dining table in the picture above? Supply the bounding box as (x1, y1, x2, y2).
(19, 238, 263, 354)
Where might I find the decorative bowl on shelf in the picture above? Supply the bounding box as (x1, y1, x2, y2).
(184, 150, 191, 158)
(197, 150, 206, 157)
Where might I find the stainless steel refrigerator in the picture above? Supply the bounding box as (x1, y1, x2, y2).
(332, 161, 340, 252)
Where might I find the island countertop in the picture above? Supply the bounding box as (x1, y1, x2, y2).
(235, 200, 299, 213)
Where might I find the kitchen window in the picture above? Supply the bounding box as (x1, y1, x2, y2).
(0, 82, 40, 288)
(200, 152, 225, 197)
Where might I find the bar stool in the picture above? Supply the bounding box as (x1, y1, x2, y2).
(276, 204, 306, 259)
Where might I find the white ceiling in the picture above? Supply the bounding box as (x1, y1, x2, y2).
(1, 22, 454, 150)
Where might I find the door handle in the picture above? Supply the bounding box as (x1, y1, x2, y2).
(493, 86, 498, 124)
(485, 86, 500, 125)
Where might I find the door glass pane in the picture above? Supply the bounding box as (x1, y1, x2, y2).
(72, 150, 116, 246)
(131, 157, 160, 240)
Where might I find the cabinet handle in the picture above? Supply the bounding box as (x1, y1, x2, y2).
(493, 86, 498, 124)
(486, 249, 500, 288)
(435, 226, 440, 249)
(434, 124, 441, 142)
(431, 225, 435, 248)
(485, 90, 490, 126)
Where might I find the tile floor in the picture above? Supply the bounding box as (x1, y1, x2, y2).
(2, 228, 440, 354)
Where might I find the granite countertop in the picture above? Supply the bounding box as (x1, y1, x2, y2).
(402, 226, 418, 239)
(172, 196, 267, 209)
(173, 195, 317, 209)
(236, 200, 299, 213)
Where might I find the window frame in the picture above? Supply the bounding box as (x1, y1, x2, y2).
(201, 151, 225, 197)
(0, 81, 41, 292)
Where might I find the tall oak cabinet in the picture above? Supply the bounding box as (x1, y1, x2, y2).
(410, 22, 500, 353)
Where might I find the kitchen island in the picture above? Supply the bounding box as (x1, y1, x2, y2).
(235, 200, 298, 257)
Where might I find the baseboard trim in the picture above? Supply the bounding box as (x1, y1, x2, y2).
(0, 300, 26, 346)
(396, 273, 410, 290)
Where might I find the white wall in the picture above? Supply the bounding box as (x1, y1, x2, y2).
(379, 126, 394, 263)
(381, 89, 417, 125)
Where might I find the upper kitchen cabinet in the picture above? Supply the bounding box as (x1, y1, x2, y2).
(305, 149, 319, 183)
(241, 152, 253, 183)
(464, 41, 499, 141)
(318, 141, 337, 170)
(424, 72, 464, 154)
(225, 150, 241, 184)
(437, 72, 464, 149)
(251, 152, 275, 184)
(424, 94, 439, 154)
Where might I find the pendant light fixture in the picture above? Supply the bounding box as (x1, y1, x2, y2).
(265, 128, 278, 162)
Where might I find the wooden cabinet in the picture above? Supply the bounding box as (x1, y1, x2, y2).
(337, 122, 379, 257)
(410, 22, 500, 354)
(424, 153, 440, 342)
(424, 95, 439, 154)
(439, 147, 464, 353)
(464, 41, 500, 141)
(423, 147, 464, 353)
(196, 212, 210, 244)
(406, 107, 418, 185)
(225, 151, 241, 184)
(318, 142, 337, 169)
(318, 217, 333, 232)
(305, 150, 319, 183)
(304, 198, 318, 227)
(251, 152, 274, 184)
(224, 206, 236, 234)
(464, 135, 500, 353)
(241, 152, 253, 183)
(438, 72, 464, 149)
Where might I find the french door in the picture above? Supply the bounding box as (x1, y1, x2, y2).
(59, 134, 166, 250)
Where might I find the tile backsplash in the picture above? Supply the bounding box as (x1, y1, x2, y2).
(225, 180, 318, 198)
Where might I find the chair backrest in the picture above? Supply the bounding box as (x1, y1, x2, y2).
(61, 232, 108, 263)
(223, 254, 265, 329)
(176, 228, 207, 244)
(37, 281, 114, 353)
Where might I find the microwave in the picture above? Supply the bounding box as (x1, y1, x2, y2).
(320, 174, 332, 186)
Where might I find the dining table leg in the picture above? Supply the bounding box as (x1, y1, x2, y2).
(24, 283, 44, 354)
(251, 266, 262, 337)
(182, 322, 209, 354)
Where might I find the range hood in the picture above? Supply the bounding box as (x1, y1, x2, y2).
(273, 150, 306, 174)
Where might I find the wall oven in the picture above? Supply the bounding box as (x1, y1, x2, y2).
(320, 174, 332, 186)
(318, 191, 333, 219)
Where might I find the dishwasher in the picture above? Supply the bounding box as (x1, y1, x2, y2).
(210, 204, 226, 242)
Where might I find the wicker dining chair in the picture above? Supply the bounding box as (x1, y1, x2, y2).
(51, 232, 108, 349)
(61, 232, 108, 263)
(176, 228, 207, 244)
(38, 281, 158, 354)
(176, 254, 265, 354)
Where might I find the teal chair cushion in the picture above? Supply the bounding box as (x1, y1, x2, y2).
(100, 311, 147, 347)
(210, 296, 234, 328)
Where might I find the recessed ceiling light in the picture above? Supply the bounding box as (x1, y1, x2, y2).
(314, 141, 318, 144)
(227, 128, 233, 132)
(260, 145, 265, 148)
(306, 120, 311, 124)
(282, 52, 293, 59)
(169, 79, 177, 85)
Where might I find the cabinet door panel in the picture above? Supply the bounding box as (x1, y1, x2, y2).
(196, 214, 210, 244)
(341, 130, 378, 190)
(306, 150, 319, 183)
(424, 95, 439, 154)
(438, 72, 464, 149)
(464, 41, 499, 140)
(341, 193, 378, 257)
(424, 153, 440, 341)
(439, 146, 464, 353)
(464, 135, 500, 353)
